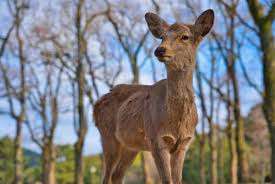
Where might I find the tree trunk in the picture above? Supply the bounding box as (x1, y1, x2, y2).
(227, 8, 249, 182)
(227, 120, 238, 184)
(195, 61, 217, 184)
(209, 125, 218, 184)
(131, 58, 139, 84)
(74, 61, 87, 184)
(199, 133, 206, 184)
(74, 1, 88, 183)
(74, 45, 87, 184)
(217, 131, 225, 184)
(74, 137, 85, 184)
(42, 142, 56, 184)
(231, 71, 249, 182)
(271, 128, 275, 184)
(74, 57, 87, 184)
(13, 7, 26, 184)
(14, 119, 23, 184)
(235, 116, 249, 181)
(228, 123, 238, 184)
(245, 1, 275, 181)
(226, 71, 238, 184)
(259, 21, 275, 184)
(229, 61, 249, 182)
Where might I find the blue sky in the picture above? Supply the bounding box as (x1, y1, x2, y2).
(0, 0, 264, 155)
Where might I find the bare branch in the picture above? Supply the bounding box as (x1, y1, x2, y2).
(105, 4, 131, 56)
(25, 119, 43, 148)
(246, 0, 265, 24)
(235, 13, 259, 34)
(83, 10, 108, 35)
(0, 23, 15, 57)
(200, 71, 233, 106)
(266, 2, 275, 21)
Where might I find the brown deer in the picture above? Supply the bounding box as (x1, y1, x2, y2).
(94, 9, 214, 184)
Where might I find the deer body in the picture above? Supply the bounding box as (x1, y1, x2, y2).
(94, 10, 214, 184)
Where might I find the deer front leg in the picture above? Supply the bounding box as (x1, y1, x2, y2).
(170, 148, 186, 184)
(170, 137, 192, 184)
(151, 142, 172, 184)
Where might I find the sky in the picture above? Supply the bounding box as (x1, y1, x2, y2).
(0, 0, 264, 155)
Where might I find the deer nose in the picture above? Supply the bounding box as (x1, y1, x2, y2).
(154, 47, 166, 57)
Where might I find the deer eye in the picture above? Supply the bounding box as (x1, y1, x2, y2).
(181, 35, 189, 41)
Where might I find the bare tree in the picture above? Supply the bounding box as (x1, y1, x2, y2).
(31, 1, 107, 183)
(104, 1, 152, 84)
(0, 1, 29, 183)
(195, 68, 207, 184)
(212, 0, 250, 181)
(26, 57, 64, 184)
(73, 1, 107, 183)
(73, 1, 88, 183)
(196, 43, 218, 184)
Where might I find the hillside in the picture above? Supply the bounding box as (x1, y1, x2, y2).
(244, 104, 270, 182)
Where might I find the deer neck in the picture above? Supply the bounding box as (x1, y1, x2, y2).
(166, 62, 195, 121)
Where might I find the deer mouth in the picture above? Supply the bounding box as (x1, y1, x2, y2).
(157, 55, 172, 62)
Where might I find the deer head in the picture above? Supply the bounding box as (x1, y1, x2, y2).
(145, 9, 214, 71)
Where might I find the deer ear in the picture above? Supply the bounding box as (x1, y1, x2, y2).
(194, 9, 214, 37)
(145, 12, 169, 39)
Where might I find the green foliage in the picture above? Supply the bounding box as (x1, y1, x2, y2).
(56, 145, 75, 184)
(83, 155, 102, 184)
(182, 134, 232, 184)
(0, 136, 41, 184)
(0, 137, 14, 184)
(183, 137, 207, 184)
(0, 131, 268, 183)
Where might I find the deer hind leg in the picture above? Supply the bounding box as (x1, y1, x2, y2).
(102, 136, 122, 184)
(112, 149, 138, 184)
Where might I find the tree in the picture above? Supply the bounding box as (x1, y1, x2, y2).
(0, 1, 29, 183)
(245, 0, 275, 182)
(73, 1, 107, 183)
(196, 43, 218, 184)
(73, 1, 88, 183)
(26, 56, 64, 184)
(30, 1, 107, 182)
(213, 0, 250, 181)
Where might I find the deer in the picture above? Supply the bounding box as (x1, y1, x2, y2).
(93, 9, 214, 184)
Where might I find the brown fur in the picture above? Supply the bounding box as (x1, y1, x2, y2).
(94, 9, 214, 184)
